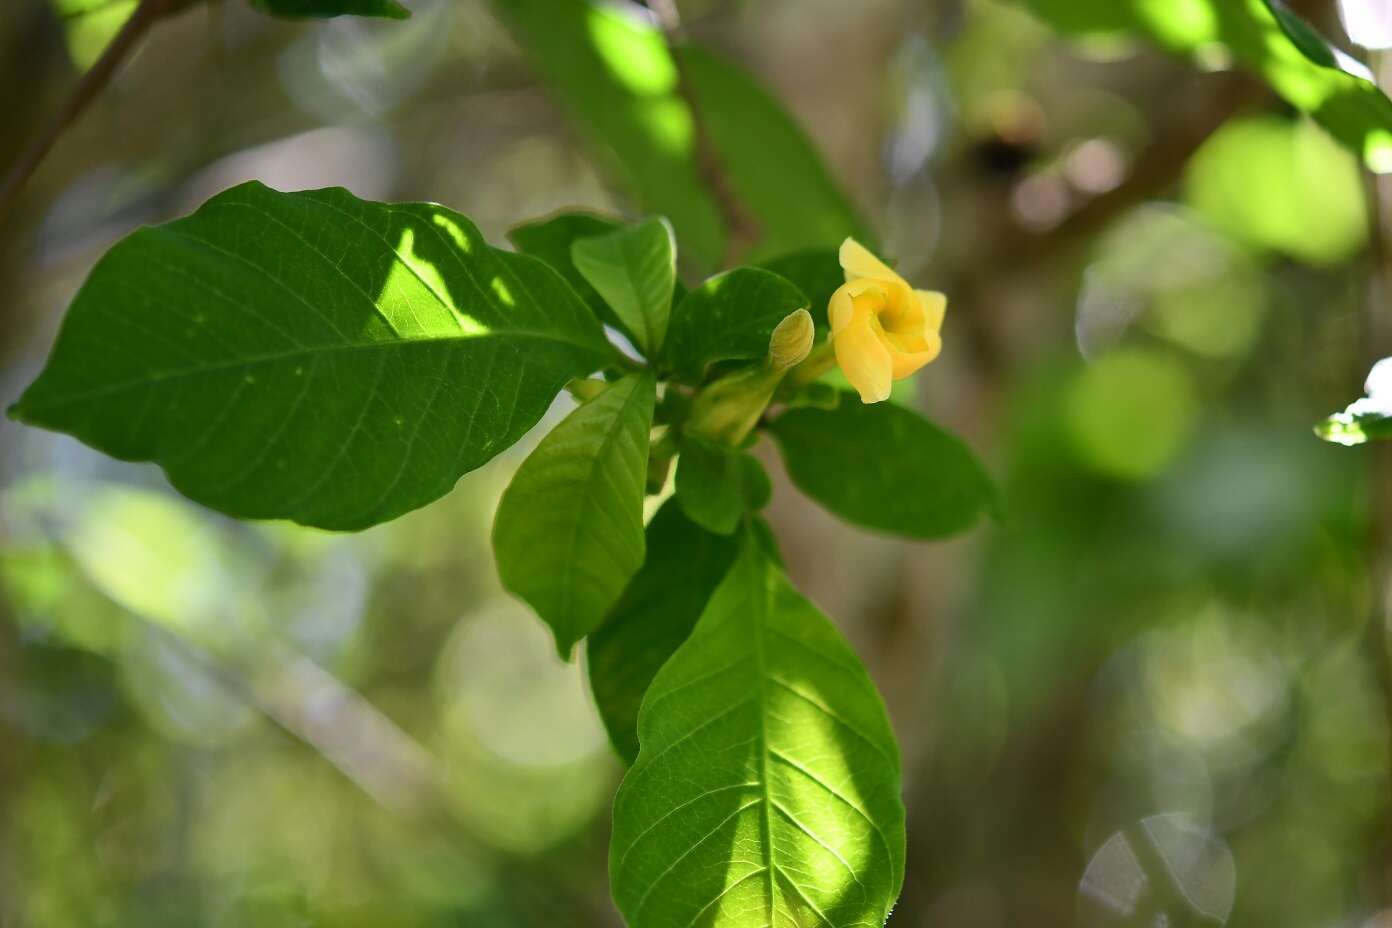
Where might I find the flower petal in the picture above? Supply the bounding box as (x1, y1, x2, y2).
(833, 313, 894, 403)
(887, 338, 940, 379)
(839, 238, 902, 285)
(915, 289, 947, 333)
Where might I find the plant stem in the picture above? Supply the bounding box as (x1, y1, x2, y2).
(0, 0, 195, 218)
(645, 0, 761, 268)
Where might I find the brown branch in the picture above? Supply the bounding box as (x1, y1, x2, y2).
(647, 0, 762, 268)
(0, 0, 196, 218)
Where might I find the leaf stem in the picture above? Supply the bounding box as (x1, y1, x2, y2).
(0, 0, 197, 218)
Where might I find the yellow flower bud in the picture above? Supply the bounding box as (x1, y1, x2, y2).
(829, 238, 946, 403)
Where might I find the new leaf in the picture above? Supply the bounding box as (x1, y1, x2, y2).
(493, 374, 656, 659)
(9, 183, 611, 531)
(611, 528, 906, 927)
(571, 217, 677, 358)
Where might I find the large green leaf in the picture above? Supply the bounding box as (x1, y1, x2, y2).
(677, 45, 873, 260)
(493, 374, 655, 659)
(674, 435, 772, 535)
(664, 268, 808, 382)
(587, 500, 738, 763)
(489, 0, 725, 267)
(571, 217, 676, 357)
(508, 211, 624, 326)
(9, 182, 611, 531)
(249, 0, 410, 18)
(768, 394, 995, 539)
(1018, 0, 1392, 172)
(610, 528, 905, 927)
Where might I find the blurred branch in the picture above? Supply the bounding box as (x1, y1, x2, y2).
(952, 70, 1266, 380)
(646, 0, 762, 267)
(0, 0, 199, 219)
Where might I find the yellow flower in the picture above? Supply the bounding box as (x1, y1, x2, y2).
(829, 238, 946, 403)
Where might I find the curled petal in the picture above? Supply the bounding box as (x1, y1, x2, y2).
(887, 339, 940, 379)
(832, 312, 894, 404)
(839, 237, 902, 285)
(915, 289, 947, 334)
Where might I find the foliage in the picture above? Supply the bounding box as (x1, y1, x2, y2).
(7, 24, 990, 909)
(1017, 0, 1392, 172)
(8, 0, 1392, 925)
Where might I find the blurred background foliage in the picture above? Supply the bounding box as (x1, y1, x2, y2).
(3, 0, 1392, 925)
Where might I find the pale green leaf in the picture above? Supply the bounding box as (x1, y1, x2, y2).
(571, 217, 677, 357)
(493, 374, 656, 659)
(768, 394, 995, 539)
(587, 500, 738, 763)
(664, 268, 808, 383)
(674, 435, 771, 535)
(9, 182, 611, 531)
(611, 528, 905, 927)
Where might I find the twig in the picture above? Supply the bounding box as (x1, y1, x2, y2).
(0, 0, 195, 218)
(646, 0, 762, 267)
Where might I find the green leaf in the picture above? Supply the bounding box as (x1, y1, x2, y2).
(587, 500, 738, 763)
(1316, 357, 1392, 446)
(1184, 115, 1367, 266)
(610, 528, 905, 927)
(493, 374, 656, 659)
(9, 182, 610, 531)
(761, 248, 843, 337)
(664, 268, 808, 382)
(51, 0, 137, 70)
(674, 435, 771, 535)
(489, 0, 725, 267)
(768, 394, 995, 538)
(508, 211, 625, 327)
(1017, 0, 1392, 172)
(489, 0, 870, 269)
(676, 45, 873, 260)
(249, 0, 410, 19)
(571, 217, 677, 357)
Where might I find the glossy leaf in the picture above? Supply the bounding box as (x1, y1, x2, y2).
(664, 268, 808, 382)
(1018, 0, 1392, 172)
(674, 435, 772, 535)
(677, 45, 873, 260)
(10, 182, 611, 531)
(610, 529, 905, 927)
(571, 217, 676, 357)
(249, 0, 410, 18)
(768, 394, 995, 539)
(493, 374, 656, 659)
(587, 501, 738, 763)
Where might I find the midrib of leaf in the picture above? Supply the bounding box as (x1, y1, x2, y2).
(555, 378, 649, 628)
(750, 560, 779, 922)
(13, 332, 601, 413)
